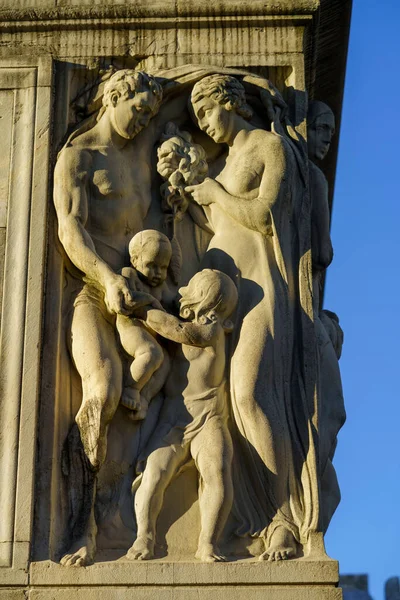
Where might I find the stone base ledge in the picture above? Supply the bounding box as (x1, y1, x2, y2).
(0, 557, 342, 598)
(28, 585, 342, 600)
(30, 558, 340, 587)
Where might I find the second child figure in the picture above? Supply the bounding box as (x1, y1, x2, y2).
(126, 268, 238, 562)
(117, 229, 175, 419)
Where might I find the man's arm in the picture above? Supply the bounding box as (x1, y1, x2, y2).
(54, 147, 134, 315)
(186, 134, 287, 235)
(145, 309, 217, 347)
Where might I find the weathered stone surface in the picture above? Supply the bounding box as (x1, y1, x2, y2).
(30, 558, 340, 585)
(0, 590, 26, 600)
(29, 586, 342, 600)
(0, 1, 351, 598)
(29, 559, 342, 599)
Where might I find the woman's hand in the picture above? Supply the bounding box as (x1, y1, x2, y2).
(185, 177, 221, 206)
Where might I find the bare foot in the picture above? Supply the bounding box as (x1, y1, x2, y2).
(121, 387, 141, 411)
(60, 539, 96, 567)
(259, 526, 297, 562)
(126, 537, 154, 560)
(195, 543, 226, 563)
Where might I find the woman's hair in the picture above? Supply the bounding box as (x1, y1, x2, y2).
(307, 100, 334, 128)
(102, 69, 163, 113)
(191, 74, 253, 120)
(179, 269, 238, 325)
(129, 230, 172, 264)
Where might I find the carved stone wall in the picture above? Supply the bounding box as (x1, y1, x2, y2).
(0, 2, 351, 598)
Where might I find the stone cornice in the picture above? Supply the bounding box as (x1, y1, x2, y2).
(0, 0, 320, 24)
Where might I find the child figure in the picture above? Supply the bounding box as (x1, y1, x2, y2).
(157, 121, 208, 222)
(117, 229, 175, 420)
(126, 268, 238, 562)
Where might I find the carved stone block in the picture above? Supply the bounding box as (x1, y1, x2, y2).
(0, 1, 352, 597)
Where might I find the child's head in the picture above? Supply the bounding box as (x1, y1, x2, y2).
(179, 269, 238, 326)
(129, 230, 172, 287)
(157, 122, 208, 187)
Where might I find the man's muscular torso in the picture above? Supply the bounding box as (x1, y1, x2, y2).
(61, 129, 152, 274)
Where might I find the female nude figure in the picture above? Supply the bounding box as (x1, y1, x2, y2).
(185, 75, 317, 560)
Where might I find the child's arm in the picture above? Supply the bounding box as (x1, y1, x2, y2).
(145, 309, 217, 347)
(119, 267, 163, 313)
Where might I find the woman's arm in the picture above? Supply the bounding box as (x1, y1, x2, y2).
(186, 134, 287, 234)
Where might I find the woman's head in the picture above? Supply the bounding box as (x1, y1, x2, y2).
(307, 100, 335, 161)
(190, 75, 253, 144)
(179, 269, 238, 325)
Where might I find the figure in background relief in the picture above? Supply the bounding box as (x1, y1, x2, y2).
(307, 100, 335, 310)
(307, 100, 346, 531)
(186, 74, 318, 560)
(116, 230, 175, 419)
(126, 269, 237, 563)
(53, 70, 163, 566)
(157, 122, 208, 229)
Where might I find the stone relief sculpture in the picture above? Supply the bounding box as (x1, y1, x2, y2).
(116, 230, 174, 419)
(128, 268, 237, 563)
(157, 122, 208, 231)
(54, 69, 163, 566)
(307, 100, 346, 532)
(53, 65, 345, 566)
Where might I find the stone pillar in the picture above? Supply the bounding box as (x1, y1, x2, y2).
(0, 1, 351, 598)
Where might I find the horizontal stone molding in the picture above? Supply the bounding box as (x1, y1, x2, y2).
(30, 559, 339, 587)
(0, 1, 320, 23)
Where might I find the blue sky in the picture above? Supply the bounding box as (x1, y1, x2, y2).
(324, 2, 400, 599)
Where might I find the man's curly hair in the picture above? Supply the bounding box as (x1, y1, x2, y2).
(103, 69, 163, 113)
(191, 74, 253, 120)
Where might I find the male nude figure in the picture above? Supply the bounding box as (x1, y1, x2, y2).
(53, 69, 163, 566)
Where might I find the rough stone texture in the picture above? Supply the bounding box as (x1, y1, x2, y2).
(0, 590, 26, 599)
(0, 1, 350, 598)
(28, 559, 341, 599)
(28, 586, 343, 600)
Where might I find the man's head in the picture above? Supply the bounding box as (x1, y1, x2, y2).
(179, 269, 238, 324)
(307, 100, 335, 161)
(190, 75, 252, 144)
(102, 70, 163, 140)
(129, 230, 172, 287)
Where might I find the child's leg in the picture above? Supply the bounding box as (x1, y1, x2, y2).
(190, 417, 233, 562)
(141, 348, 171, 406)
(116, 316, 164, 410)
(127, 442, 189, 560)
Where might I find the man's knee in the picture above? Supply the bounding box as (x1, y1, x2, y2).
(81, 371, 122, 420)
